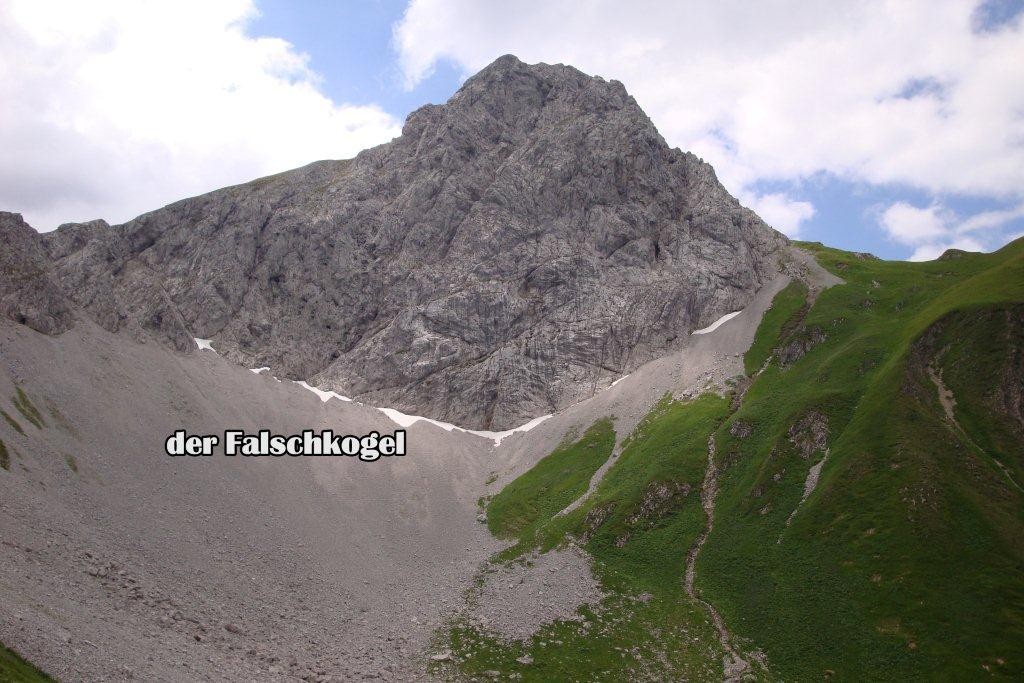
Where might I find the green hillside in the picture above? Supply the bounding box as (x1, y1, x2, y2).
(436, 398, 731, 681)
(702, 238, 1024, 679)
(437, 237, 1024, 681)
(487, 418, 616, 548)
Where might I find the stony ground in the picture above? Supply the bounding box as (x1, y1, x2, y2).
(0, 318, 504, 681)
(0, 249, 829, 680)
(461, 545, 605, 642)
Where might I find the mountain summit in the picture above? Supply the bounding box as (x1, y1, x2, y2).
(39, 55, 785, 429)
(4, 51, 1024, 683)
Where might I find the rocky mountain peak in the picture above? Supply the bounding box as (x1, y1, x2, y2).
(449, 54, 633, 120)
(395, 55, 651, 188)
(24, 57, 786, 430)
(405, 55, 638, 149)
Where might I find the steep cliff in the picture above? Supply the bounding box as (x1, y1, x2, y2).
(41, 55, 786, 428)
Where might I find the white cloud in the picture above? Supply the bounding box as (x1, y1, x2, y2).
(393, 0, 1024, 245)
(740, 192, 815, 238)
(878, 199, 1023, 260)
(0, 0, 402, 231)
(879, 203, 952, 244)
(908, 236, 986, 261)
(958, 203, 1024, 232)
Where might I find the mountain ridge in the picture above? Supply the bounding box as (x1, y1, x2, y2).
(2, 50, 1023, 683)
(17, 55, 786, 429)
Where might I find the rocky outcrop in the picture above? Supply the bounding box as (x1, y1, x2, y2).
(43, 218, 194, 352)
(776, 327, 826, 367)
(0, 212, 74, 335)
(787, 410, 829, 459)
(730, 419, 753, 439)
(36, 55, 785, 429)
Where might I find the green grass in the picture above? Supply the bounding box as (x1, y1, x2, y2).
(487, 418, 614, 548)
(700, 237, 1024, 680)
(537, 394, 729, 596)
(12, 387, 44, 430)
(744, 279, 808, 375)
(927, 305, 1024, 488)
(439, 394, 733, 681)
(0, 642, 53, 682)
(433, 595, 722, 682)
(437, 237, 1024, 680)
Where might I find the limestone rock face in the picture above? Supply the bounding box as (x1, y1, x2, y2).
(39, 55, 786, 429)
(0, 212, 74, 335)
(43, 217, 195, 352)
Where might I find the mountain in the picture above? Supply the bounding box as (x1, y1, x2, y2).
(697, 243, 1024, 680)
(2, 55, 1022, 682)
(436, 237, 1024, 681)
(38, 55, 785, 430)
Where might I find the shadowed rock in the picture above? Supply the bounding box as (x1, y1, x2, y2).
(0, 212, 74, 335)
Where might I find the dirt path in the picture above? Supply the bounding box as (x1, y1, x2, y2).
(685, 434, 752, 682)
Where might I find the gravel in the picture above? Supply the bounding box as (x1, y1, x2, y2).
(0, 249, 820, 680)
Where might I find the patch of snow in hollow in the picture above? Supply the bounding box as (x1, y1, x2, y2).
(378, 406, 552, 445)
(471, 413, 553, 446)
(692, 311, 741, 335)
(292, 380, 352, 402)
(249, 367, 281, 382)
(194, 338, 216, 352)
(377, 407, 432, 429)
(289, 378, 551, 444)
(610, 375, 629, 388)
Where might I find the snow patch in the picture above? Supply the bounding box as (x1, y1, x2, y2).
(378, 407, 452, 430)
(281, 377, 551, 445)
(250, 367, 271, 374)
(194, 338, 216, 352)
(293, 380, 352, 402)
(692, 311, 741, 335)
(377, 406, 552, 446)
(610, 375, 629, 388)
(471, 413, 553, 446)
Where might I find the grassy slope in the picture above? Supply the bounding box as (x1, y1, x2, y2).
(701, 238, 1024, 679)
(930, 305, 1024, 486)
(0, 643, 53, 682)
(744, 279, 808, 375)
(438, 397, 731, 681)
(487, 418, 615, 548)
(444, 238, 1024, 681)
(537, 395, 728, 597)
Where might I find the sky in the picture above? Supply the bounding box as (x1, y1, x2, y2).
(2, 1, 1023, 261)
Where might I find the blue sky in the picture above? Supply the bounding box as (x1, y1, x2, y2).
(248, 0, 1024, 261)
(2, 0, 1023, 261)
(251, 0, 463, 114)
